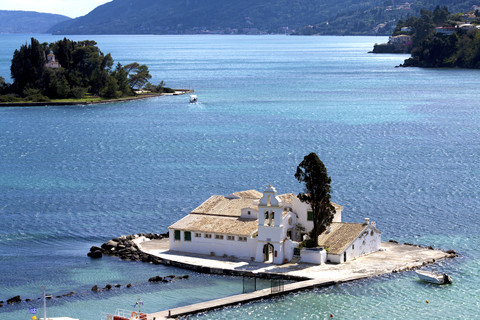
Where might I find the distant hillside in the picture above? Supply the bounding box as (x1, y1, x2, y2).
(0, 10, 71, 34)
(294, 0, 479, 35)
(50, 0, 332, 34)
(49, 0, 479, 35)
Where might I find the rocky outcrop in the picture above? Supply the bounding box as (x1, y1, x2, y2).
(7, 296, 21, 304)
(88, 233, 168, 262)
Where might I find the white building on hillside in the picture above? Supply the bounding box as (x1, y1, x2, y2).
(169, 185, 381, 265)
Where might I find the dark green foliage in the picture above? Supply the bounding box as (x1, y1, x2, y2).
(23, 88, 50, 102)
(144, 81, 173, 93)
(0, 94, 21, 103)
(295, 1, 476, 35)
(3, 37, 164, 101)
(295, 152, 335, 246)
(10, 38, 46, 94)
(100, 76, 120, 99)
(301, 239, 318, 248)
(125, 63, 152, 90)
(0, 76, 6, 94)
(113, 63, 134, 96)
(397, 7, 480, 68)
(41, 69, 70, 99)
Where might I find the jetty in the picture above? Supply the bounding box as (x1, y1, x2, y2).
(136, 239, 455, 319)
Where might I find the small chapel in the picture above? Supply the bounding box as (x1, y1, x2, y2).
(169, 185, 381, 264)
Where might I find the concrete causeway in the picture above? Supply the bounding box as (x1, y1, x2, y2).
(137, 240, 454, 319)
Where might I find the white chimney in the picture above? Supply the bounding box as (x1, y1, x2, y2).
(364, 218, 370, 225)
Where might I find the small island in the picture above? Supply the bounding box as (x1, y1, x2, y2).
(371, 6, 480, 68)
(0, 37, 178, 105)
(91, 153, 456, 319)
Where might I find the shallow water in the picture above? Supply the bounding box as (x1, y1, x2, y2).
(0, 34, 479, 319)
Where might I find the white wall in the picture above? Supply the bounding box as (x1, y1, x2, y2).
(257, 225, 284, 242)
(300, 248, 327, 264)
(283, 239, 298, 262)
(292, 198, 343, 235)
(169, 229, 257, 260)
(241, 207, 258, 219)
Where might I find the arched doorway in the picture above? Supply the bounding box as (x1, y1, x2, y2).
(263, 243, 274, 263)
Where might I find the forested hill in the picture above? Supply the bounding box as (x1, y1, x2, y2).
(0, 10, 71, 33)
(49, 0, 479, 35)
(295, 0, 479, 35)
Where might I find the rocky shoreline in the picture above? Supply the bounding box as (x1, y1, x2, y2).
(88, 232, 169, 263)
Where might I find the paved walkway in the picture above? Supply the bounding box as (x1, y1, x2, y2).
(137, 240, 453, 319)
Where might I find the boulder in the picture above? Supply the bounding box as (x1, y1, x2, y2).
(87, 251, 103, 258)
(7, 296, 21, 304)
(148, 276, 163, 282)
(126, 283, 132, 288)
(104, 284, 112, 290)
(89, 245, 102, 252)
(101, 239, 119, 250)
(91, 285, 99, 292)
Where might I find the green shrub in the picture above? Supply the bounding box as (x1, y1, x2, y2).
(0, 94, 21, 102)
(70, 87, 87, 99)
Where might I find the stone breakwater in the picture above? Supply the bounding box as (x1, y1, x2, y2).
(88, 232, 169, 263)
(1, 273, 190, 309)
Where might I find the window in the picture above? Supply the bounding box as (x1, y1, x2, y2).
(238, 236, 247, 242)
(204, 233, 212, 239)
(184, 231, 191, 241)
(307, 211, 313, 221)
(195, 233, 202, 238)
(215, 234, 224, 240)
(248, 211, 251, 215)
(227, 235, 234, 241)
(174, 230, 180, 241)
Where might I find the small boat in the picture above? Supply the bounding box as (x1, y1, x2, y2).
(416, 270, 452, 284)
(189, 95, 198, 103)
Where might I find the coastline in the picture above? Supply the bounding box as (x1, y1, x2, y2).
(0, 89, 193, 107)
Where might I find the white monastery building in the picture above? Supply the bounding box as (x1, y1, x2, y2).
(169, 185, 381, 264)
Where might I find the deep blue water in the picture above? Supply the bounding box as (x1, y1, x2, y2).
(0, 34, 479, 319)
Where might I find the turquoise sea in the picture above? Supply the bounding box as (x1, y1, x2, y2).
(0, 34, 479, 319)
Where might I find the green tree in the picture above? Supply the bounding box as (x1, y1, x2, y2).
(112, 63, 133, 96)
(295, 152, 335, 245)
(0, 76, 6, 94)
(41, 69, 70, 99)
(99, 76, 119, 98)
(125, 63, 152, 90)
(10, 38, 46, 95)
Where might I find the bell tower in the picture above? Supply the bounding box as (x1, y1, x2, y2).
(258, 185, 282, 227)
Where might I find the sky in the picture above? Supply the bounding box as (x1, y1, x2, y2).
(0, 0, 112, 18)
